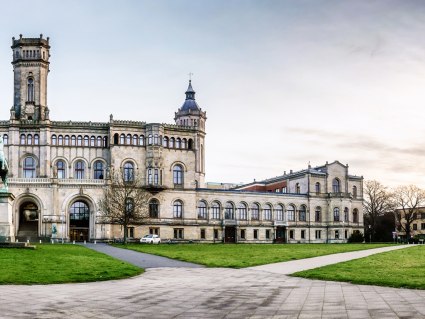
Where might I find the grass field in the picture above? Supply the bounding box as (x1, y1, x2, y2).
(116, 243, 393, 268)
(293, 245, 424, 289)
(0, 244, 142, 285)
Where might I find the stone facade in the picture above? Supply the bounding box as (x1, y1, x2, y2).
(1, 35, 364, 243)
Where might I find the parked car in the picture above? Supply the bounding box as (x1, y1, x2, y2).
(140, 234, 161, 244)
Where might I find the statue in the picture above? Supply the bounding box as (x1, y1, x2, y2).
(0, 136, 9, 191)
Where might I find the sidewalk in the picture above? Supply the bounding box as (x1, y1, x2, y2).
(248, 244, 416, 274)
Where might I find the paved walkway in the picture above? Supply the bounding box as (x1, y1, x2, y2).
(85, 243, 204, 268)
(0, 244, 423, 318)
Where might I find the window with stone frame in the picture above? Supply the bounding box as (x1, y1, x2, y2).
(173, 164, 183, 186)
(77, 135, 83, 146)
(352, 185, 357, 198)
(56, 160, 66, 179)
(50, 134, 56, 146)
(263, 204, 272, 220)
(173, 200, 183, 218)
(27, 134, 33, 145)
(275, 205, 284, 221)
(3, 134, 8, 145)
(174, 228, 184, 239)
(315, 207, 321, 222)
(333, 178, 340, 193)
(197, 201, 207, 219)
(93, 161, 104, 179)
(299, 205, 307, 221)
(344, 207, 349, 222)
(287, 205, 295, 221)
(65, 135, 70, 146)
(74, 161, 85, 179)
(211, 202, 220, 219)
(123, 162, 134, 182)
(333, 207, 340, 222)
(238, 203, 247, 220)
(149, 199, 159, 218)
(132, 134, 138, 146)
(225, 202, 235, 219)
(23, 156, 36, 178)
(120, 134, 125, 145)
(315, 182, 321, 194)
(251, 203, 260, 220)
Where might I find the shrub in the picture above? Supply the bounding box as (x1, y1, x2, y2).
(348, 230, 364, 243)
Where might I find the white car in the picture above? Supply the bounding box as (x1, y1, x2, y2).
(140, 234, 161, 244)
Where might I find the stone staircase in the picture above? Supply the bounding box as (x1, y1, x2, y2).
(16, 223, 39, 243)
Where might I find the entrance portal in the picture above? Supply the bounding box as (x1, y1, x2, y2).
(69, 201, 90, 242)
(18, 202, 39, 240)
(275, 226, 286, 243)
(224, 226, 236, 243)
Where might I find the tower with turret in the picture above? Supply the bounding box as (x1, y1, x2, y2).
(10, 34, 50, 121)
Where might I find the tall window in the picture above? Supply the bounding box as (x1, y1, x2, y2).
(263, 204, 272, 220)
(148, 135, 153, 145)
(353, 208, 359, 223)
(51, 135, 56, 145)
(90, 136, 95, 147)
(75, 161, 85, 179)
(287, 205, 295, 221)
(176, 138, 181, 148)
(275, 205, 284, 221)
(149, 199, 159, 218)
(93, 161, 104, 179)
(173, 200, 183, 218)
(126, 134, 131, 145)
(173, 165, 183, 185)
(56, 160, 66, 179)
(3, 134, 8, 145)
(65, 135, 70, 146)
(251, 203, 260, 220)
(70, 201, 89, 222)
(211, 202, 220, 219)
(147, 168, 153, 184)
(154, 134, 159, 145)
(77, 136, 82, 146)
(225, 202, 234, 219)
(125, 198, 134, 218)
(97, 136, 102, 147)
(315, 207, 321, 222)
(154, 169, 159, 185)
(27, 134, 33, 145)
(353, 186, 357, 198)
(163, 137, 169, 147)
(332, 178, 340, 193)
(182, 139, 187, 149)
(333, 207, 340, 222)
(84, 136, 89, 147)
(34, 134, 39, 145)
(23, 157, 36, 178)
(139, 135, 144, 146)
(123, 162, 134, 182)
(344, 207, 349, 222)
(198, 201, 207, 219)
(57, 135, 63, 145)
(120, 134, 125, 145)
(27, 78, 34, 102)
(132, 134, 138, 146)
(295, 183, 300, 194)
(315, 182, 321, 194)
(71, 135, 76, 146)
(169, 137, 175, 148)
(238, 203, 247, 220)
(299, 205, 306, 221)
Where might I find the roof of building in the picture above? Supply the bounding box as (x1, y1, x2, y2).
(180, 80, 200, 111)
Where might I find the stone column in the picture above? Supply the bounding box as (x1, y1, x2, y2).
(0, 193, 15, 242)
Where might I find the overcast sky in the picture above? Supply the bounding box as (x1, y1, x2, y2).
(0, 0, 425, 187)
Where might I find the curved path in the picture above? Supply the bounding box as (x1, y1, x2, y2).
(1, 245, 423, 318)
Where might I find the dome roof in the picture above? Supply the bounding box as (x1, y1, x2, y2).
(180, 80, 200, 111)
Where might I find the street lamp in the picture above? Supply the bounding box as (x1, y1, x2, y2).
(368, 225, 371, 243)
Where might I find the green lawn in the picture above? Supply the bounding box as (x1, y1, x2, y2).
(293, 246, 424, 289)
(0, 244, 142, 285)
(116, 243, 393, 268)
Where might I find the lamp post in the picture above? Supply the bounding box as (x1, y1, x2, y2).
(368, 225, 371, 243)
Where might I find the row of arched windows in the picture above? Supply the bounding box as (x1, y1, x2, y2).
(20, 134, 39, 145)
(51, 135, 108, 148)
(113, 133, 193, 150)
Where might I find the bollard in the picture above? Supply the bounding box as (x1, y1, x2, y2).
(51, 239, 54, 244)
(39, 240, 42, 244)
(27, 239, 29, 244)
(16, 239, 18, 243)
(94, 240, 97, 245)
(61, 239, 64, 244)
(84, 240, 86, 244)
(73, 240, 75, 244)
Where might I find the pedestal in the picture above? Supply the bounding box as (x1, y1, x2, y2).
(0, 192, 15, 242)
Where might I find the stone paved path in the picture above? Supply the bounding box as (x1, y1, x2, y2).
(0, 244, 423, 318)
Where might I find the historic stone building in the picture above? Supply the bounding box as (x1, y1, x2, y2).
(0, 35, 364, 243)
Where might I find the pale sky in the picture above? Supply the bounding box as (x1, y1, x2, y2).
(1, 0, 425, 187)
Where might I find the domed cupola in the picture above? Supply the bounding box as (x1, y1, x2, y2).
(175, 80, 207, 131)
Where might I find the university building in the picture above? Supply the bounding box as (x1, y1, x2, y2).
(0, 35, 364, 243)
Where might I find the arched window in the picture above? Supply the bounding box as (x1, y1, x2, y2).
(295, 183, 300, 194)
(148, 135, 153, 145)
(56, 160, 66, 179)
(139, 135, 144, 146)
(163, 137, 169, 147)
(154, 168, 160, 185)
(344, 207, 349, 222)
(77, 136, 82, 146)
(64, 135, 70, 146)
(176, 138, 181, 149)
(70, 201, 89, 223)
(34, 134, 39, 145)
(169, 137, 175, 148)
(93, 161, 104, 179)
(27, 78, 34, 102)
(132, 134, 138, 146)
(27, 134, 33, 145)
(126, 134, 131, 145)
(71, 135, 76, 146)
(287, 205, 295, 221)
(103, 136, 108, 148)
(251, 203, 260, 220)
(3, 134, 8, 145)
(225, 202, 234, 219)
(120, 134, 125, 145)
(315, 182, 321, 194)
(188, 139, 193, 150)
(97, 136, 102, 147)
(275, 204, 284, 221)
(198, 201, 207, 219)
(173, 165, 183, 186)
(211, 202, 220, 219)
(123, 162, 134, 182)
(113, 133, 119, 145)
(238, 203, 247, 220)
(264, 204, 272, 220)
(315, 207, 322, 222)
(90, 136, 95, 147)
(173, 200, 183, 218)
(125, 198, 134, 218)
(57, 135, 63, 145)
(182, 138, 187, 149)
(74, 161, 85, 179)
(333, 207, 340, 222)
(84, 136, 89, 147)
(23, 156, 36, 178)
(299, 205, 306, 221)
(332, 178, 340, 193)
(147, 168, 153, 184)
(149, 199, 159, 218)
(353, 186, 357, 199)
(154, 134, 159, 145)
(50, 135, 56, 146)
(353, 208, 359, 223)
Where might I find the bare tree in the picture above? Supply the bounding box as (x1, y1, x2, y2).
(98, 167, 150, 244)
(393, 185, 425, 240)
(363, 180, 394, 241)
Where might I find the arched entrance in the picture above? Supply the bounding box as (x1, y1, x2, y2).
(18, 202, 39, 240)
(69, 201, 90, 242)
